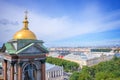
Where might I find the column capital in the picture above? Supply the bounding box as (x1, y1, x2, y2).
(10, 61, 16, 65)
(18, 62, 23, 67)
(4, 59, 7, 61)
(40, 59, 46, 64)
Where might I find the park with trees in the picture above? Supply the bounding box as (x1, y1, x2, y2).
(46, 57, 79, 72)
(70, 57, 120, 80)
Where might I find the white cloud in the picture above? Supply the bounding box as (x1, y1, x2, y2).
(0, 1, 120, 46)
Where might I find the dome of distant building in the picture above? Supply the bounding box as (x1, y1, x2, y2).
(13, 11, 37, 40)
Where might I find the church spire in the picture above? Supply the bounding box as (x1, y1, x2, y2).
(23, 11, 29, 30)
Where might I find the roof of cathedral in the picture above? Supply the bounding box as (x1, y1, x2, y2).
(13, 11, 37, 40)
(46, 63, 63, 71)
(5, 42, 16, 53)
(0, 39, 49, 54)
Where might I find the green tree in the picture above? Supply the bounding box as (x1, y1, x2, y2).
(70, 72, 79, 80)
(78, 72, 93, 80)
(95, 72, 115, 80)
(46, 57, 79, 72)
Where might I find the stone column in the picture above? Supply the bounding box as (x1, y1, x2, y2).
(58, 71, 59, 76)
(10, 62, 15, 80)
(41, 59, 46, 80)
(18, 62, 22, 80)
(3, 60, 7, 80)
(47, 72, 49, 78)
(55, 71, 56, 78)
(49, 72, 50, 78)
(61, 69, 63, 76)
(54, 71, 55, 78)
(53, 71, 54, 78)
(56, 71, 58, 77)
(59, 70, 61, 76)
(58, 70, 60, 76)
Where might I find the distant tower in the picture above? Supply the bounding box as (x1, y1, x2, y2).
(0, 11, 48, 80)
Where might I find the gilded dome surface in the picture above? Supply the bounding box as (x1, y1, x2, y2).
(13, 29, 36, 40)
(13, 12, 37, 40)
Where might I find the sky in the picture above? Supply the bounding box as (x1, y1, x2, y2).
(0, 0, 120, 47)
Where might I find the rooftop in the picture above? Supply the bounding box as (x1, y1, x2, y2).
(45, 63, 63, 71)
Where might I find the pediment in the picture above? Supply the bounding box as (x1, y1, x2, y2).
(20, 46, 42, 54)
(16, 43, 48, 54)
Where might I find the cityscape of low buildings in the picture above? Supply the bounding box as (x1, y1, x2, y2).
(48, 47, 119, 68)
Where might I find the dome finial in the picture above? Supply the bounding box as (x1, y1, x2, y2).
(23, 10, 29, 30)
(25, 10, 28, 20)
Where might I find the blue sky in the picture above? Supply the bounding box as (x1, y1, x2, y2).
(0, 0, 120, 47)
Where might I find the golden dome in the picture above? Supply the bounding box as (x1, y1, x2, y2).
(13, 29, 37, 40)
(13, 11, 37, 40)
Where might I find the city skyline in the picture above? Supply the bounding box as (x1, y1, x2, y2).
(0, 0, 120, 47)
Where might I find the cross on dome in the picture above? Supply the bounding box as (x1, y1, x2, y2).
(25, 10, 28, 19)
